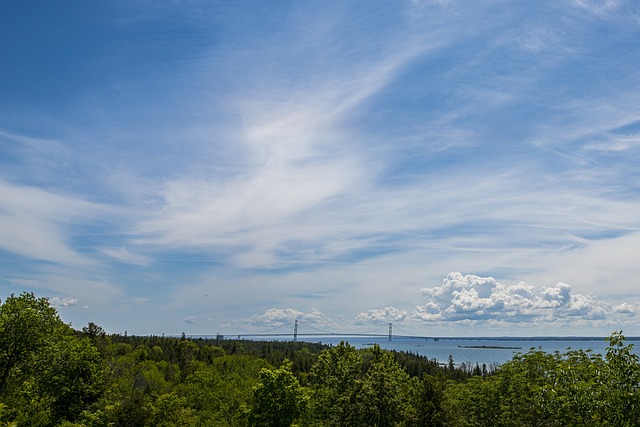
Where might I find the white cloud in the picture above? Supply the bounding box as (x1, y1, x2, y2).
(571, 0, 621, 15)
(5, 268, 126, 313)
(3, 1, 640, 336)
(8, 278, 41, 287)
(100, 246, 154, 266)
(513, 23, 564, 53)
(249, 308, 304, 327)
(0, 129, 72, 184)
(613, 302, 638, 314)
(422, 272, 498, 306)
(247, 308, 336, 330)
(130, 16, 447, 266)
(529, 232, 640, 298)
(49, 296, 77, 307)
(584, 134, 640, 152)
(541, 282, 572, 308)
(355, 307, 408, 324)
(0, 180, 104, 265)
(563, 293, 607, 319)
(407, 272, 631, 325)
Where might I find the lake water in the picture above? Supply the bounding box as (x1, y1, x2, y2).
(296, 335, 640, 367)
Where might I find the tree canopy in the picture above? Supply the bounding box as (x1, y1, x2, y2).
(1, 292, 639, 426)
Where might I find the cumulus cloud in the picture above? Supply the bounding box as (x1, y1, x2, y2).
(351, 272, 636, 328)
(249, 308, 304, 326)
(355, 306, 408, 324)
(247, 307, 336, 330)
(411, 272, 620, 324)
(49, 296, 77, 307)
(613, 302, 638, 314)
(540, 282, 572, 307)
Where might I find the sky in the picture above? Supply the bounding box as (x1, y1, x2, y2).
(1, 0, 640, 337)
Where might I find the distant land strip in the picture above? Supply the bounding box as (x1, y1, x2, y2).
(179, 334, 640, 342)
(458, 345, 522, 350)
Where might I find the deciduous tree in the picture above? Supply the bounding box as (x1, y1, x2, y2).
(249, 360, 307, 427)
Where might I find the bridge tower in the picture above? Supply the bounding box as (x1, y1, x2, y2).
(388, 323, 392, 341)
(294, 319, 298, 342)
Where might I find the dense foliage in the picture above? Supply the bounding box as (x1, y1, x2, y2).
(2, 292, 639, 426)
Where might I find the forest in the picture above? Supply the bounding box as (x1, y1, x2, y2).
(1, 292, 639, 426)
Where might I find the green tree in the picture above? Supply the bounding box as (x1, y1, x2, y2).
(307, 342, 417, 426)
(178, 340, 198, 379)
(0, 292, 63, 396)
(360, 345, 412, 426)
(308, 341, 364, 426)
(99, 356, 175, 427)
(34, 334, 104, 422)
(249, 360, 307, 427)
(177, 355, 269, 426)
(150, 392, 196, 427)
(440, 333, 640, 427)
(410, 373, 446, 427)
(443, 374, 501, 427)
(0, 403, 17, 427)
(0, 293, 105, 426)
(600, 331, 640, 426)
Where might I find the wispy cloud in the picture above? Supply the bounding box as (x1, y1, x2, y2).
(571, 0, 622, 16)
(0, 180, 104, 265)
(100, 246, 154, 266)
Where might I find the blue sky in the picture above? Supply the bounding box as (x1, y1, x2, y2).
(2, 0, 640, 337)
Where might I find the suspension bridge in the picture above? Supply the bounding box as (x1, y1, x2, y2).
(198, 321, 435, 342)
(182, 322, 640, 343)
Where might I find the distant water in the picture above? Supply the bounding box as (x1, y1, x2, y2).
(296, 336, 640, 368)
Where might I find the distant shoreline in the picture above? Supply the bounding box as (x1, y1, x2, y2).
(186, 334, 640, 342)
(458, 345, 522, 350)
